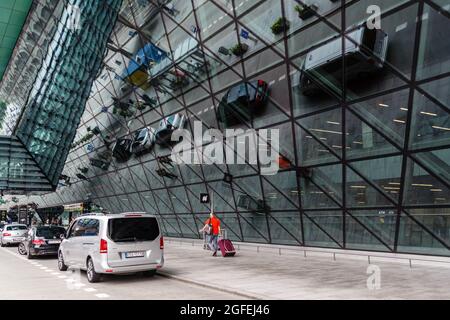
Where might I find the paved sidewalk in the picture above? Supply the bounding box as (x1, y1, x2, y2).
(161, 241, 450, 300)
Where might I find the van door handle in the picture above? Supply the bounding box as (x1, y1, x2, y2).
(83, 243, 94, 245)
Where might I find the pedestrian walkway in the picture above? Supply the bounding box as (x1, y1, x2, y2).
(160, 239, 450, 300)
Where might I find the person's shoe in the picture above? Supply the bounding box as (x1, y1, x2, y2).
(212, 251, 217, 256)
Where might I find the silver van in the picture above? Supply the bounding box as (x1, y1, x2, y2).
(300, 24, 389, 96)
(58, 213, 164, 283)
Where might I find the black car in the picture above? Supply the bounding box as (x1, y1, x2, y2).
(18, 225, 66, 259)
(112, 138, 133, 162)
(217, 80, 269, 127)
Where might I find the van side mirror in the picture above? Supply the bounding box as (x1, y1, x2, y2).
(60, 233, 66, 240)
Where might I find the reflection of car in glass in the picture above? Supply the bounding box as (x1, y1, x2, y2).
(155, 114, 186, 146)
(58, 213, 164, 283)
(112, 138, 133, 162)
(217, 80, 269, 127)
(131, 127, 156, 155)
(18, 226, 66, 259)
(1, 224, 28, 247)
(237, 195, 269, 214)
(299, 24, 389, 96)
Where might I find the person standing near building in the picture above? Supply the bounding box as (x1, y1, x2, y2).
(205, 212, 221, 256)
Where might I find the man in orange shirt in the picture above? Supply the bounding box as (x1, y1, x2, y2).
(205, 212, 221, 256)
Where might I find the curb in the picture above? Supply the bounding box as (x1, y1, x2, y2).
(157, 271, 266, 300)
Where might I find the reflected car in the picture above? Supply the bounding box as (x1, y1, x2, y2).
(18, 225, 66, 259)
(58, 212, 164, 283)
(217, 80, 269, 127)
(111, 138, 133, 162)
(1, 224, 28, 247)
(155, 114, 186, 146)
(299, 24, 388, 96)
(131, 127, 156, 155)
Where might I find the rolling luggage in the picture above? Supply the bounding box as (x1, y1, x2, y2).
(218, 229, 236, 257)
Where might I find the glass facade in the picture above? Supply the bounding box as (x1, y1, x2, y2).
(5, 0, 450, 256)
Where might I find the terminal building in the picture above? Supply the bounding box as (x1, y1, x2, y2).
(0, 0, 449, 256)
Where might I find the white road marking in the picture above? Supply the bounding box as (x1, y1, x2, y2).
(219, 16, 224, 21)
(45, 270, 53, 272)
(65, 278, 75, 283)
(95, 293, 110, 298)
(52, 272, 60, 275)
(85, 288, 97, 292)
(290, 70, 298, 76)
(40, 267, 48, 270)
(279, 74, 286, 81)
(204, 108, 209, 112)
(58, 275, 67, 279)
(269, 80, 276, 86)
(395, 22, 407, 32)
(73, 283, 86, 288)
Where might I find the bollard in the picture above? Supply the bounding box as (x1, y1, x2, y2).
(257, 246, 260, 253)
(279, 248, 281, 255)
(368, 256, 371, 264)
(304, 250, 307, 258)
(409, 259, 412, 269)
(333, 252, 336, 261)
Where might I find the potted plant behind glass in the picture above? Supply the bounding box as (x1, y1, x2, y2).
(294, 4, 318, 20)
(230, 43, 249, 56)
(271, 17, 290, 35)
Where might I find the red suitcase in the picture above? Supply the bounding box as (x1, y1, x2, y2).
(218, 238, 236, 257)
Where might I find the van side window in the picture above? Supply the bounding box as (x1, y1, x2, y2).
(72, 219, 87, 237)
(83, 219, 99, 236)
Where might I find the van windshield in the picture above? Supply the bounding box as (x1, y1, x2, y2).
(108, 217, 159, 242)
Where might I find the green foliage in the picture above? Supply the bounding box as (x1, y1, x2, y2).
(230, 43, 249, 56)
(271, 17, 290, 34)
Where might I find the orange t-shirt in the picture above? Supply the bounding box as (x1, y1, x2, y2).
(205, 216, 221, 235)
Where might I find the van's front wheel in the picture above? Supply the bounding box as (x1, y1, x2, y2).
(87, 258, 101, 283)
(58, 251, 68, 271)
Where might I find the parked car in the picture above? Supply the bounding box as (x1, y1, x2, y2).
(155, 113, 186, 146)
(111, 138, 133, 162)
(299, 24, 389, 96)
(131, 127, 156, 155)
(217, 80, 269, 127)
(18, 225, 66, 259)
(58, 212, 164, 283)
(1, 224, 28, 247)
(0, 222, 5, 232)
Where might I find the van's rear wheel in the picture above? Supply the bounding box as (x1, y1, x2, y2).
(58, 251, 68, 271)
(87, 258, 101, 283)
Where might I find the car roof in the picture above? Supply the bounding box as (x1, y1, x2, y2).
(74, 212, 157, 220)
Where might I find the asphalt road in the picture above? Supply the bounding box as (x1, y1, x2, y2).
(0, 245, 244, 300)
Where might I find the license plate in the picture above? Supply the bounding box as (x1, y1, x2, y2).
(48, 240, 61, 244)
(13, 238, 24, 242)
(125, 251, 145, 258)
